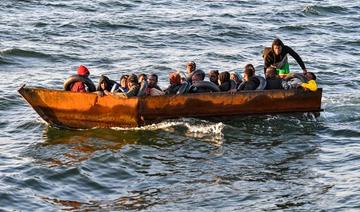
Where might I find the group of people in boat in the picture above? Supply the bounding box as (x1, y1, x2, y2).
(64, 38, 318, 97)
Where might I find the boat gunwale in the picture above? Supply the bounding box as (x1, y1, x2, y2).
(18, 85, 323, 100)
(18, 85, 323, 129)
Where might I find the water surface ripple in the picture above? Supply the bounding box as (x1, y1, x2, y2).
(1, 0, 360, 211)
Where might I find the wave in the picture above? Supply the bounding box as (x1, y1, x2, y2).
(322, 92, 360, 107)
(217, 30, 246, 38)
(111, 118, 224, 134)
(98, 1, 137, 9)
(0, 48, 53, 59)
(278, 25, 309, 31)
(343, 40, 360, 46)
(0, 56, 16, 65)
(111, 118, 225, 144)
(303, 5, 348, 15)
(0, 93, 24, 110)
(221, 114, 322, 137)
(89, 20, 139, 30)
(34, 22, 48, 28)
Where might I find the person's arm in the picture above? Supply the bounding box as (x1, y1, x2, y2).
(110, 84, 118, 93)
(125, 87, 140, 97)
(264, 53, 273, 75)
(237, 81, 246, 90)
(285, 46, 307, 74)
(111, 92, 128, 98)
(103, 90, 112, 96)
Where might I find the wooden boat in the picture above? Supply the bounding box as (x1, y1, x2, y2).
(18, 85, 323, 129)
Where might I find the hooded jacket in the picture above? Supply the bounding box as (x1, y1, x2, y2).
(263, 39, 306, 75)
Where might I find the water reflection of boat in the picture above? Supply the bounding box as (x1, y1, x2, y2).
(18, 85, 322, 129)
(38, 127, 159, 166)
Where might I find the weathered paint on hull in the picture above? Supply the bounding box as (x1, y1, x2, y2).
(18, 86, 140, 128)
(18, 86, 322, 129)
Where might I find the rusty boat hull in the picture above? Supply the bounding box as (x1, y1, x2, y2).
(18, 86, 323, 129)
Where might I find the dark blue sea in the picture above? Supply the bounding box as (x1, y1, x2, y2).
(1, 0, 360, 211)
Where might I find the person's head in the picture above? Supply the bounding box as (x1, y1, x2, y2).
(244, 64, 255, 75)
(218, 71, 230, 85)
(148, 73, 158, 87)
(120, 75, 129, 88)
(77, 65, 90, 76)
(169, 71, 181, 86)
(272, 38, 285, 56)
(191, 70, 205, 82)
(99, 75, 110, 91)
(244, 65, 255, 81)
(305, 72, 316, 81)
(208, 70, 219, 84)
(127, 74, 138, 88)
(138, 73, 147, 83)
(230, 71, 241, 83)
(186, 61, 196, 74)
(100, 81, 107, 90)
(265, 67, 277, 79)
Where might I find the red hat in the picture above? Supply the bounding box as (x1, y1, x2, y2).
(77, 65, 90, 76)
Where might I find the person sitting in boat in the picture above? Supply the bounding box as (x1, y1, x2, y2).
(191, 70, 205, 82)
(115, 74, 129, 93)
(218, 71, 236, 92)
(281, 72, 309, 90)
(138, 73, 147, 83)
(189, 70, 219, 93)
(230, 71, 242, 88)
(185, 61, 197, 83)
(146, 73, 164, 96)
(263, 38, 307, 78)
(111, 74, 140, 98)
(264, 67, 283, 90)
(164, 71, 182, 95)
(136, 73, 148, 97)
(238, 64, 260, 90)
(299, 72, 317, 91)
(208, 70, 219, 85)
(64, 65, 96, 92)
(97, 75, 118, 96)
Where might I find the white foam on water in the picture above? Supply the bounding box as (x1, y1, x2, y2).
(111, 118, 225, 145)
(110, 120, 186, 131)
(184, 121, 225, 146)
(185, 122, 224, 136)
(323, 92, 360, 107)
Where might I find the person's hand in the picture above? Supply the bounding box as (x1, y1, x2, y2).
(97, 91, 104, 97)
(303, 69, 308, 74)
(104, 90, 111, 96)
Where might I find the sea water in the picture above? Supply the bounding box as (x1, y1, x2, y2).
(0, 1, 360, 211)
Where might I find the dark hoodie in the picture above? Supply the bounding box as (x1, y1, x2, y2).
(238, 77, 260, 90)
(218, 72, 235, 92)
(97, 75, 117, 92)
(263, 38, 306, 75)
(265, 76, 283, 90)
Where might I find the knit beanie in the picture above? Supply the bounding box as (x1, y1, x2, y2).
(77, 65, 90, 76)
